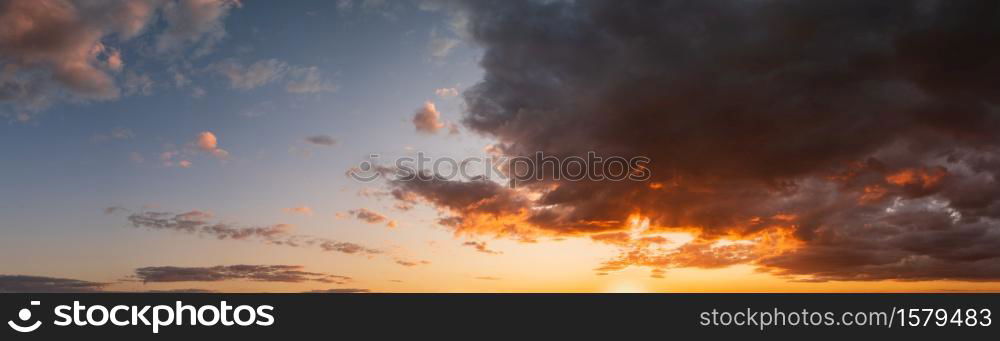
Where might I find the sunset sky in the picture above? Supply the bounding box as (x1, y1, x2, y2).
(3, 0, 1000, 293)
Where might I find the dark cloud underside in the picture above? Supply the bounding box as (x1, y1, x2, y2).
(132, 265, 351, 284)
(393, 0, 1000, 281)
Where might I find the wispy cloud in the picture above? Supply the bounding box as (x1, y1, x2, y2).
(347, 208, 397, 228)
(283, 206, 314, 216)
(394, 259, 430, 267)
(214, 58, 288, 90)
(462, 241, 502, 255)
(428, 28, 459, 58)
(0, 275, 106, 293)
(122, 71, 154, 96)
(130, 265, 351, 284)
(434, 87, 458, 98)
(126, 209, 381, 255)
(305, 288, 371, 293)
(91, 127, 134, 143)
(304, 135, 337, 146)
(286, 66, 338, 93)
(155, 0, 243, 56)
(212, 59, 337, 93)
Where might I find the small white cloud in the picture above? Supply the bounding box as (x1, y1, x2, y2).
(435, 87, 458, 98)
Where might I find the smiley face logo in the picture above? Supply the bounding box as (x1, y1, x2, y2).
(8, 301, 41, 333)
(348, 154, 383, 183)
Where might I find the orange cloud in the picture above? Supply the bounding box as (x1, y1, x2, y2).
(412, 101, 445, 134)
(283, 206, 314, 216)
(859, 184, 888, 203)
(197, 131, 218, 150)
(196, 131, 229, 159)
(885, 167, 947, 190)
(106, 49, 124, 71)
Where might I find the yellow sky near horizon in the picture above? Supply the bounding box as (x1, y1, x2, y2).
(83, 232, 1000, 293)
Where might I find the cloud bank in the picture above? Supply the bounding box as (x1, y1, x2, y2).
(131, 265, 351, 284)
(0, 274, 106, 293)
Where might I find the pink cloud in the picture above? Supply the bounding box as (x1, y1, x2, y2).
(196, 131, 229, 159)
(283, 206, 314, 216)
(412, 101, 445, 134)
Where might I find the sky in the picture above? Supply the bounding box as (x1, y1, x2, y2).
(2, 0, 1000, 293)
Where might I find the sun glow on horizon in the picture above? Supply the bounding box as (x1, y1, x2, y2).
(605, 280, 648, 293)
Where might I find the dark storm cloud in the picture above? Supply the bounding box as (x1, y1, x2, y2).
(126, 210, 381, 255)
(390, 175, 528, 215)
(402, 0, 1000, 281)
(131, 265, 351, 284)
(385, 174, 536, 235)
(0, 274, 106, 293)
